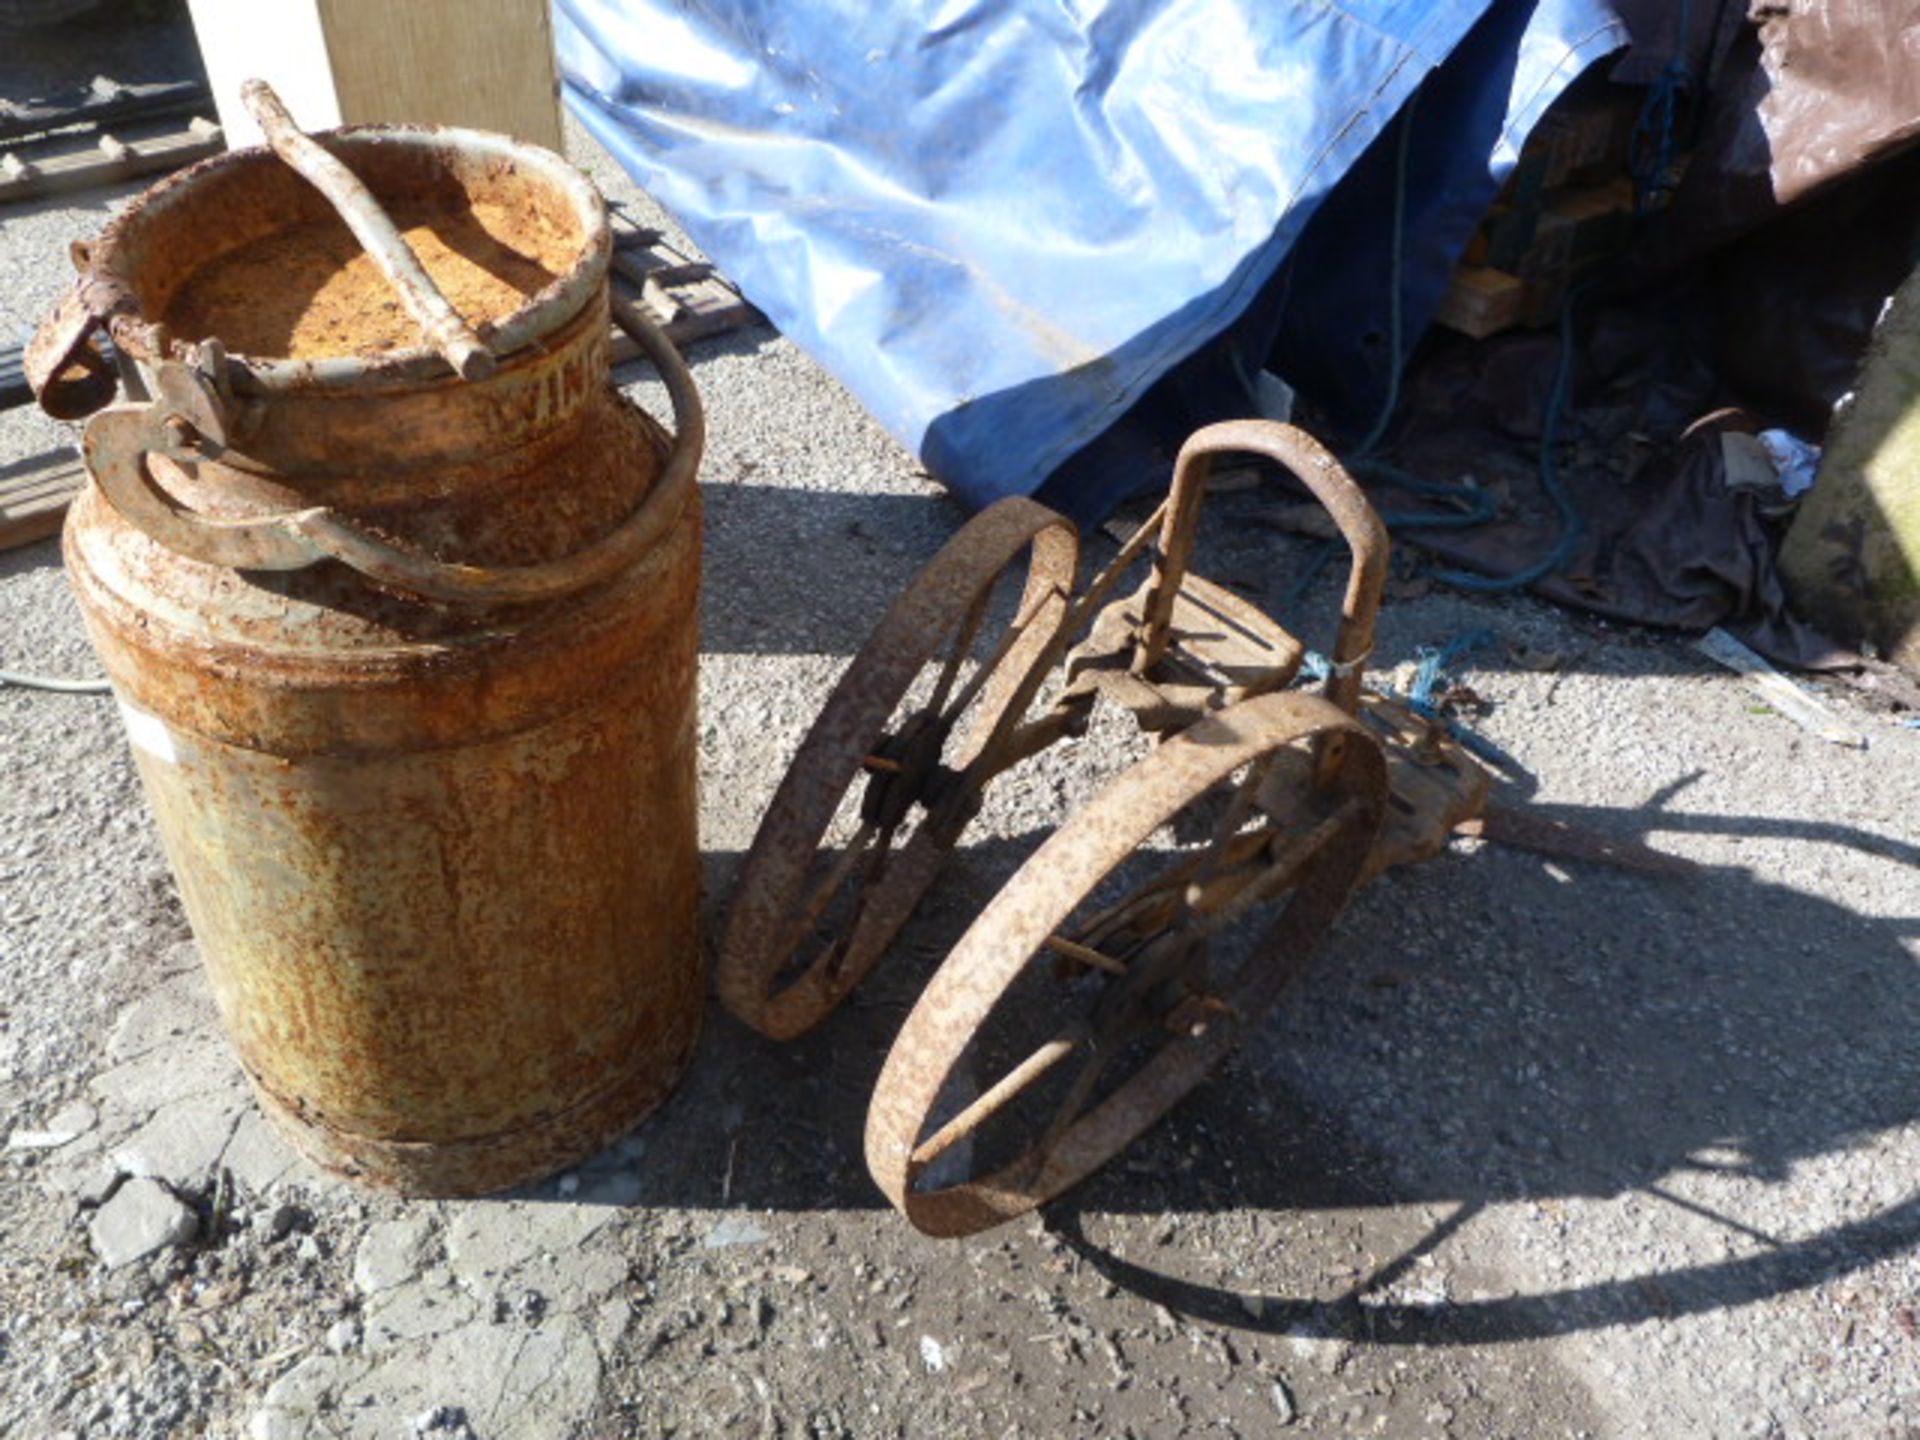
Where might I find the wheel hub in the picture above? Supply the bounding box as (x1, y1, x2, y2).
(860, 708, 959, 831)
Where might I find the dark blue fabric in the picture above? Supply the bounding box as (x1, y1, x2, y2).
(1268, 0, 1629, 443)
(558, 1, 1626, 522)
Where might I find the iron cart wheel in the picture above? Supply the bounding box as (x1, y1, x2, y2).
(864, 690, 1387, 1237)
(718, 497, 1080, 1040)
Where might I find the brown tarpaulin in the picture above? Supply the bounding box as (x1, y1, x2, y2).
(1632, 0, 1920, 266)
(1371, 2, 1920, 670)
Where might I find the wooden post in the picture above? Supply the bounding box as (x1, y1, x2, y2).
(186, 0, 564, 154)
(1779, 265, 1920, 672)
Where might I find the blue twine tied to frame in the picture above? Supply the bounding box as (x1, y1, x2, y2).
(1303, 628, 1521, 773)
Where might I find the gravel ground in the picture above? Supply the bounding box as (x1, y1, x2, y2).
(3, 29, 1919, 1440)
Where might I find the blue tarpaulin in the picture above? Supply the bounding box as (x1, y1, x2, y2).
(557, 1, 1627, 522)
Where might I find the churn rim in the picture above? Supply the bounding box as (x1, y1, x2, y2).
(84, 122, 610, 395)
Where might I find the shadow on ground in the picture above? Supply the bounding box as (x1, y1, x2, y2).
(9, 358, 1915, 1354)
(1043, 806, 1920, 1343)
(506, 757, 1920, 1351)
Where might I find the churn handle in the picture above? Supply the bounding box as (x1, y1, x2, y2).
(81, 295, 706, 604)
(25, 277, 120, 419)
(1133, 419, 1388, 718)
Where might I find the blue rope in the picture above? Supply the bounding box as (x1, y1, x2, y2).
(1344, 87, 1497, 535)
(1422, 283, 1588, 593)
(1280, 91, 1496, 613)
(1319, 75, 1589, 598)
(1300, 631, 1522, 772)
(1408, 630, 1522, 769)
(1630, 0, 1694, 210)
(1351, 91, 1419, 460)
(1407, 629, 1496, 719)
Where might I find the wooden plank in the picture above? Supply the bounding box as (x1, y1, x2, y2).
(1, 469, 87, 507)
(1694, 628, 1868, 748)
(1482, 197, 1541, 275)
(190, 0, 563, 154)
(185, 0, 349, 145)
(0, 78, 210, 145)
(317, 0, 564, 151)
(0, 113, 223, 205)
(0, 452, 84, 552)
(604, 218, 763, 361)
(1521, 180, 1635, 279)
(1433, 266, 1524, 340)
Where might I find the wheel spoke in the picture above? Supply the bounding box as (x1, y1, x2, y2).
(1073, 858, 1200, 951)
(1156, 757, 1284, 921)
(1028, 1035, 1115, 1168)
(910, 1024, 1089, 1170)
(935, 588, 1048, 732)
(1182, 825, 1282, 913)
(790, 820, 877, 946)
(1030, 920, 1209, 1170)
(723, 498, 1085, 1043)
(1192, 794, 1369, 935)
(1042, 933, 1128, 976)
(926, 582, 993, 718)
(1203, 755, 1277, 856)
(1076, 801, 1282, 946)
(823, 817, 904, 978)
(864, 688, 1387, 1235)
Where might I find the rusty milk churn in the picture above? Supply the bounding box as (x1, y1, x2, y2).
(29, 85, 705, 1196)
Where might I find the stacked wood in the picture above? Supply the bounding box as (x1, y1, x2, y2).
(0, 114, 222, 204)
(1434, 80, 1648, 340)
(0, 451, 84, 552)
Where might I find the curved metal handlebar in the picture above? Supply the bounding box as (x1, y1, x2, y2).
(1135, 419, 1389, 717)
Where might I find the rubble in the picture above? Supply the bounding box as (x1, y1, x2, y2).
(87, 1177, 197, 1269)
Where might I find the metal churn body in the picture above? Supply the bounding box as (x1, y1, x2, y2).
(33, 120, 705, 1196)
